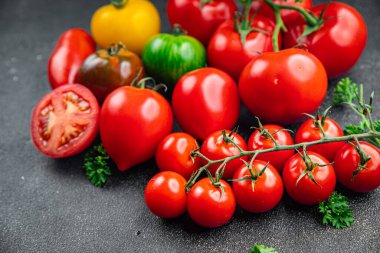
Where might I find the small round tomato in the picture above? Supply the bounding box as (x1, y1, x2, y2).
(145, 171, 187, 219)
(334, 142, 380, 193)
(233, 161, 283, 213)
(282, 151, 336, 205)
(155, 133, 200, 179)
(200, 130, 247, 179)
(248, 124, 294, 172)
(187, 178, 235, 228)
(30, 84, 99, 158)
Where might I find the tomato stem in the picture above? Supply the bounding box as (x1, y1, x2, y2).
(172, 24, 187, 36)
(110, 0, 127, 8)
(107, 42, 125, 57)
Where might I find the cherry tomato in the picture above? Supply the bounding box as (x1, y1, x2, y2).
(187, 178, 236, 228)
(48, 29, 96, 89)
(200, 130, 248, 179)
(334, 142, 380, 193)
(239, 48, 327, 124)
(30, 84, 99, 158)
(233, 161, 283, 213)
(248, 124, 294, 172)
(172, 68, 240, 140)
(155, 133, 200, 179)
(282, 151, 336, 205)
(145, 171, 187, 219)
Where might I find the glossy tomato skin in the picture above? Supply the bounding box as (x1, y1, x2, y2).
(233, 161, 283, 213)
(239, 48, 327, 124)
(100, 86, 173, 172)
(172, 68, 240, 140)
(30, 84, 99, 158)
(282, 152, 336, 205)
(248, 124, 294, 172)
(155, 133, 200, 179)
(48, 29, 96, 89)
(334, 142, 380, 193)
(283, 2, 367, 78)
(167, 0, 237, 46)
(295, 117, 344, 162)
(200, 130, 248, 179)
(187, 178, 236, 228)
(145, 171, 187, 218)
(207, 17, 279, 81)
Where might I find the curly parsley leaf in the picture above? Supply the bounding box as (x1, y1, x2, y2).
(374, 120, 380, 132)
(84, 145, 111, 187)
(344, 121, 380, 148)
(249, 244, 278, 253)
(333, 77, 358, 106)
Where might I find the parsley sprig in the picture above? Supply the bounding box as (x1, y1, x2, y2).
(333, 77, 358, 106)
(84, 145, 111, 187)
(249, 244, 278, 253)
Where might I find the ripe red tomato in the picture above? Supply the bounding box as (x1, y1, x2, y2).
(334, 142, 380, 193)
(187, 178, 235, 228)
(48, 29, 96, 89)
(239, 48, 327, 124)
(295, 117, 344, 162)
(30, 84, 99, 158)
(100, 86, 173, 171)
(200, 130, 248, 179)
(145, 171, 187, 218)
(233, 161, 283, 213)
(248, 124, 294, 172)
(283, 2, 367, 78)
(167, 0, 237, 45)
(172, 68, 240, 140)
(155, 133, 200, 179)
(282, 151, 336, 205)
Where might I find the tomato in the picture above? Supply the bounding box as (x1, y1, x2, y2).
(76, 43, 144, 103)
(172, 68, 240, 140)
(295, 116, 344, 162)
(91, 0, 160, 55)
(167, 0, 237, 46)
(334, 142, 380, 193)
(248, 124, 294, 172)
(100, 86, 173, 171)
(233, 161, 283, 213)
(155, 133, 200, 179)
(187, 178, 235, 228)
(48, 29, 96, 89)
(30, 84, 99, 158)
(282, 151, 336, 205)
(239, 48, 327, 124)
(283, 2, 367, 78)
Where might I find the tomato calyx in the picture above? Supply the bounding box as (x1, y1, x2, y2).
(295, 148, 328, 187)
(110, 0, 127, 8)
(172, 24, 187, 36)
(106, 42, 126, 57)
(130, 70, 168, 92)
(349, 139, 372, 179)
(304, 106, 332, 137)
(199, 0, 213, 9)
(231, 160, 269, 191)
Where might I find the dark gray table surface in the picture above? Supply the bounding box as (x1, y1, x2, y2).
(1, 0, 379, 252)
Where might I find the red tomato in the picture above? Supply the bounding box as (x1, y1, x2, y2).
(100, 86, 173, 171)
(155, 132, 200, 179)
(48, 29, 96, 89)
(187, 178, 235, 228)
(200, 130, 247, 179)
(30, 84, 99, 158)
(239, 48, 327, 124)
(282, 151, 336, 205)
(283, 2, 367, 78)
(248, 124, 294, 172)
(334, 142, 380, 193)
(167, 0, 237, 45)
(295, 117, 344, 162)
(145, 171, 187, 218)
(172, 68, 240, 140)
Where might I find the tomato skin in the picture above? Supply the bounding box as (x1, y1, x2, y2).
(172, 68, 240, 140)
(167, 0, 237, 46)
(145, 171, 187, 219)
(233, 161, 283, 213)
(238, 48, 327, 124)
(100, 86, 173, 171)
(200, 130, 248, 179)
(283, 2, 367, 78)
(48, 29, 96, 89)
(282, 152, 336, 205)
(187, 178, 235, 228)
(334, 142, 380, 193)
(155, 133, 200, 179)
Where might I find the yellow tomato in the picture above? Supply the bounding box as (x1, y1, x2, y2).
(91, 0, 160, 55)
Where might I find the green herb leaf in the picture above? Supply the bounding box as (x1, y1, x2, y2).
(249, 244, 278, 253)
(84, 145, 111, 187)
(344, 121, 380, 148)
(333, 77, 358, 106)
